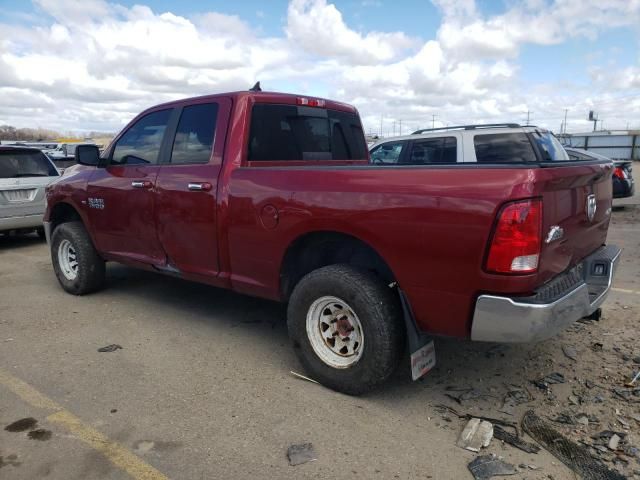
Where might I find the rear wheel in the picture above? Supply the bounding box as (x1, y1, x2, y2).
(51, 221, 105, 295)
(287, 264, 404, 395)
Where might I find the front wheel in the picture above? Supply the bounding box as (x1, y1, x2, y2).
(51, 221, 105, 295)
(287, 265, 404, 395)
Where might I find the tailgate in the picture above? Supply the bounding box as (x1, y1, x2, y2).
(536, 162, 613, 282)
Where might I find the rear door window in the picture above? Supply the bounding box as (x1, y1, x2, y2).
(112, 109, 172, 166)
(248, 104, 367, 161)
(170, 103, 218, 164)
(0, 150, 59, 178)
(474, 133, 537, 163)
(370, 141, 406, 164)
(407, 137, 457, 164)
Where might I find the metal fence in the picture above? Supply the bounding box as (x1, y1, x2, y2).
(560, 133, 639, 161)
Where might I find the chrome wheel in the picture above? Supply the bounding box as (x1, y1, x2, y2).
(58, 239, 78, 280)
(306, 296, 364, 368)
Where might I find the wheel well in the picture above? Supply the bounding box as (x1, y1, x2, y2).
(280, 231, 396, 300)
(50, 203, 82, 231)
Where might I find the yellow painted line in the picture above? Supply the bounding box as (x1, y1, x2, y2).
(612, 287, 640, 295)
(0, 367, 169, 480)
(47, 411, 169, 480)
(0, 368, 62, 411)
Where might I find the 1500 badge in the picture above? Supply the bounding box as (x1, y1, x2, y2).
(88, 197, 105, 209)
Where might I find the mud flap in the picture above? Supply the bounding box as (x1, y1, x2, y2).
(398, 288, 436, 381)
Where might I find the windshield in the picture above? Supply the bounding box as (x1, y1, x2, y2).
(531, 131, 570, 161)
(0, 150, 59, 178)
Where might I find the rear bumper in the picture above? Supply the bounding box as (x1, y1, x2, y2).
(0, 214, 44, 232)
(613, 178, 634, 198)
(471, 245, 621, 343)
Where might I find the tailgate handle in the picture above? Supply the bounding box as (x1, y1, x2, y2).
(188, 182, 212, 191)
(131, 180, 153, 189)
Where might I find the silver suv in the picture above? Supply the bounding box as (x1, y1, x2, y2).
(369, 123, 569, 165)
(0, 146, 60, 237)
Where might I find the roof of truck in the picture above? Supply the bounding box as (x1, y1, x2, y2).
(140, 90, 358, 115)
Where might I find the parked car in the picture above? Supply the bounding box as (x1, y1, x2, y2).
(44, 97, 620, 394)
(564, 147, 635, 199)
(1, 146, 60, 237)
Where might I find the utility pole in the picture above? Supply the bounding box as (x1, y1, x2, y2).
(431, 114, 438, 128)
(380, 114, 383, 137)
(399, 119, 402, 136)
(525, 111, 532, 126)
(563, 109, 568, 134)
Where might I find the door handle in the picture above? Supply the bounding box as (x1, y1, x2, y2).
(187, 182, 212, 191)
(131, 180, 153, 189)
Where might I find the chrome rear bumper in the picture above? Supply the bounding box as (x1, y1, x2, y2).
(471, 245, 621, 343)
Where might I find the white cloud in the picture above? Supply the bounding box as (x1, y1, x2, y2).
(0, 0, 638, 134)
(286, 0, 414, 65)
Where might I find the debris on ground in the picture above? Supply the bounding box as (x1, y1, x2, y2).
(457, 418, 493, 452)
(290, 371, 319, 384)
(499, 387, 532, 416)
(531, 372, 565, 391)
(435, 405, 518, 433)
(612, 387, 640, 402)
(445, 386, 485, 404)
(551, 411, 576, 425)
(467, 454, 517, 480)
(608, 434, 621, 451)
(522, 410, 626, 480)
(493, 425, 540, 454)
(4, 418, 38, 432)
(625, 371, 640, 387)
(562, 345, 578, 361)
(286, 443, 316, 466)
(27, 429, 52, 441)
(97, 344, 122, 352)
(485, 345, 509, 358)
(591, 430, 627, 450)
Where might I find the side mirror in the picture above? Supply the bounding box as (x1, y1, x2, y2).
(76, 145, 100, 166)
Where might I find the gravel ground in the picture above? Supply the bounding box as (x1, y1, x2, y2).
(0, 191, 638, 480)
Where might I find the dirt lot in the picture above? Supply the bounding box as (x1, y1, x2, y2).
(1, 193, 639, 480)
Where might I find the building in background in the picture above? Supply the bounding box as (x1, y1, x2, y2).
(559, 130, 639, 161)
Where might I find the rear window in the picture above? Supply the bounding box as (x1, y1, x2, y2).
(530, 131, 570, 161)
(248, 104, 367, 161)
(474, 133, 537, 163)
(0, 150, 58, 178)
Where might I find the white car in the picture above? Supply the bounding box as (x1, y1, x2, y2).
(369, 123, 570, 165)
(0, 146, 61, 237)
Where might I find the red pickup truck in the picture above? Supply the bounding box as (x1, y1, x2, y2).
(44, 90, 621, 394)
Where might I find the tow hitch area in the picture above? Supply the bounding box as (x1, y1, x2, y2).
(398, 287, 436, 380)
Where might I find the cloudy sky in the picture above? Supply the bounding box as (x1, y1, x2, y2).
(0, 0, 639, 135)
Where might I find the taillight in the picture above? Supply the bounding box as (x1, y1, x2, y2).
(614, 167, 626, 179)
(486, 199, 542, 274)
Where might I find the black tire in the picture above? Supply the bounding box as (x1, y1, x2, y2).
(51, 221, 105, 295)
(287, 264, 404, 395)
